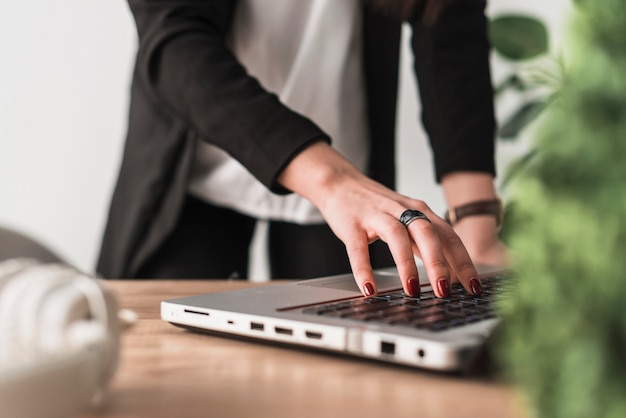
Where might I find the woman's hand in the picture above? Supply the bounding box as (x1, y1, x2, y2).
(440, 172, 510, 270)
(451, 217, 509, 268)
(277, 141, 482, 298)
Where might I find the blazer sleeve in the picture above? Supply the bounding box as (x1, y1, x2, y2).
(126, 0, 330, 193)
(409, 0, 497, 182)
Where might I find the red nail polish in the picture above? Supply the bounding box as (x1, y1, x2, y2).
(469, 278, 482, 295)
(437, 279, 450, 298)
(364, 282, 375, 296)
(408, 277, 420, 296)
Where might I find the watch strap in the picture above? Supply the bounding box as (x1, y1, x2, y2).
(444, 198, 503, 228)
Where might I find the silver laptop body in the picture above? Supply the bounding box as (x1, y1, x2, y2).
(161, 265, 508, 372)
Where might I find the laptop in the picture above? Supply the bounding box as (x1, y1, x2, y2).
(161, 264, 511, 372)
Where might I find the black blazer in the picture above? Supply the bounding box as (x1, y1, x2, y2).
(97, 0, 496, 278)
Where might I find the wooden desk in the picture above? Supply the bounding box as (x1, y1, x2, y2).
(82, 280, 525, 418)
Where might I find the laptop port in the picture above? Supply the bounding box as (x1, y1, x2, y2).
(274, 326, 293, 336)
(183, 309, 209, 316)
(305, 331, 323, 340)
(250, 322, 265, 331)
(381, 341, 396, 355)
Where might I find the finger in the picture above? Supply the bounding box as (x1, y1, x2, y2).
(344, 236, 377, 297)
(376, 219, 421, 297)
(439, 225, 482, 295)
(405, 216, 451, 298)
(409, 225, 460, 284)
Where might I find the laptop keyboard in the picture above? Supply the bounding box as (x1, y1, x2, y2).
(302, 272, 512, 332)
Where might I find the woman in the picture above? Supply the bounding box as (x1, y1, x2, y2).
(98, 0, 507, 298)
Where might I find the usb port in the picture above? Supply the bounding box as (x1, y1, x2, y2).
(305, 331, 323, 340)
(274, 326, 293, 336)
(380, 341, 396, 355)
(250, 322, 265, 331)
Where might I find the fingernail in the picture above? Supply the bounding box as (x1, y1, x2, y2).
(408, 277, 420, 297)
(437, 278, 450, 298)
(364, 282, 375, 296)
(469, 278, 482, 295)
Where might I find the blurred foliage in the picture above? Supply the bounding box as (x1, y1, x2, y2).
(490, 15, 549, 61)
(495, 1, 626, 417)
(489, 14, 557, 141)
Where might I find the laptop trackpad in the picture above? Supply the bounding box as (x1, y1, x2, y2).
(296, 270, 402, 292)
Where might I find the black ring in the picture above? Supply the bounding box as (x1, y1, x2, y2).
(399, 209, 431, 227)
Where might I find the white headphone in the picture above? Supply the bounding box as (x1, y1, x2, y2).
(0, 258, 121, 418)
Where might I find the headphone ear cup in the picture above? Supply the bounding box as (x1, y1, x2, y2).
(0, 262, 64, 364)
(67, 321, 108, 350)
(0, 260, 120, 416)
(0, 258, 40, 287)
(12, 265, 80, 358)
(38, 274, 120, 386)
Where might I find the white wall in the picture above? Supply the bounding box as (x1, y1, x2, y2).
(0, 1, 136, 272)
(0, 1, 570, 275)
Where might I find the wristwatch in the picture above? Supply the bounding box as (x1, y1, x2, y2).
(444, 198, 503, 230)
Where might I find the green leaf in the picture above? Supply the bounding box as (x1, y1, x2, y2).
(490, 15, 549, 61)
(498, 99, 546, 139)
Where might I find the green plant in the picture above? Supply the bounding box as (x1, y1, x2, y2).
(489, 12, 560, 242)
(490, 14, 549, 61)
(490, 14, 558, 140)
(496, 1, 626, 417)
